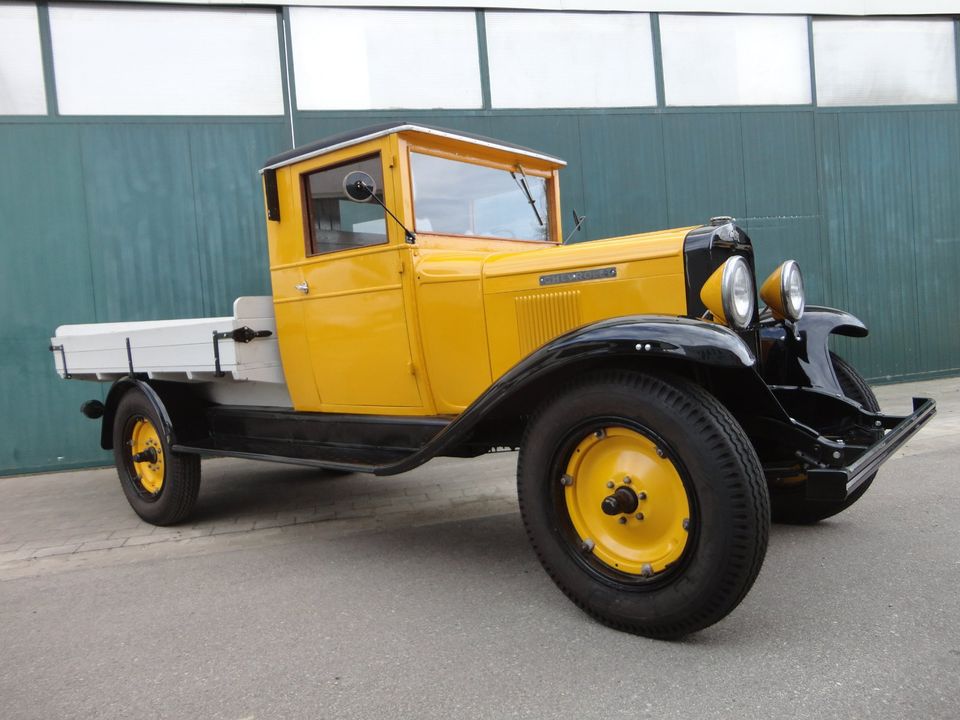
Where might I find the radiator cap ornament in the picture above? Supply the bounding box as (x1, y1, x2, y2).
(709, 215, 735, 226)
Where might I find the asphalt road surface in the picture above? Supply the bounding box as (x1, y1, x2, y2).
(1, 378, 957, 719)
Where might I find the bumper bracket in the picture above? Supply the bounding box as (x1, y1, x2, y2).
(805, 397, 936, 502)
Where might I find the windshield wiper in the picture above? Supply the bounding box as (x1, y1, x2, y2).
(510, 165, 544, 227)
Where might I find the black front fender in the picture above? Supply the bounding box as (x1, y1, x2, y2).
(501, 314, 757, 373)
(760, 305, 868, 396)
(376, 315, 756, 475)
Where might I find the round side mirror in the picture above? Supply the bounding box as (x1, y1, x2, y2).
(343, 171, 376, 203)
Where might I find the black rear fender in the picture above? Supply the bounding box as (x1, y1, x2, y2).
(100, 379, 209, 450)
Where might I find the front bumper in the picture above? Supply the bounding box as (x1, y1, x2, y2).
(805, 397, 936, 502)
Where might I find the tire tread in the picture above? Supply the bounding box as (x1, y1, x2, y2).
(113, 390, 201, 526)
(517, 369, 769, 638)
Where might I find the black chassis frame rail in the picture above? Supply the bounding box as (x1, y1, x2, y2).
(803, 396, 936, 502)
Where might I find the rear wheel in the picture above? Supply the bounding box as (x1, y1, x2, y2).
(770, 352, 881, 524)
(112, 389, 201, 526)
(517, 371, 769, 638)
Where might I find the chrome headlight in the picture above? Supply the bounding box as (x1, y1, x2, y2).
(700, 255, 756, 329)
(760, 260, 805, 321)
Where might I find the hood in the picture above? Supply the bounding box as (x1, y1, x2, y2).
(481, 227, 692, 294)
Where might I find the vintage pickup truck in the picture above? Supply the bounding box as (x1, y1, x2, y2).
(51, 123, 935, 638)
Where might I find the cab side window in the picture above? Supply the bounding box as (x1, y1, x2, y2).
(303, 154, 387, 255)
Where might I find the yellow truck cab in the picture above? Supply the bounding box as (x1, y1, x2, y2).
(262, 123, 686, 415)
(52, 123, 935, 638)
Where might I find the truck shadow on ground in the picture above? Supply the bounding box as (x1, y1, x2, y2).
(185, 457, 516, 524)
(166, 459, 867, 646)
(186, 458, 858, 543)
(294, 507, 850, 647)
(186, 463, 363, 522)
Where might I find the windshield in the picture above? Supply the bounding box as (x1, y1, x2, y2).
(410, 152, 550, 242)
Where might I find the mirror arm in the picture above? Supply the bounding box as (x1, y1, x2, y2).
(353, 181, 416, 244)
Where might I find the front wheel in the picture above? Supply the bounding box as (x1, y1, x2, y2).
(517, 371, 769, 639)
(112, 389, 201, 526)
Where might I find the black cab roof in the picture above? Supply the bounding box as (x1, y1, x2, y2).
(261, 122, 567, 172)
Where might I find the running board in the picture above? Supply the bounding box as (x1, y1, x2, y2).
(173, 440, 409, 473)
(171, 405, 450, 474)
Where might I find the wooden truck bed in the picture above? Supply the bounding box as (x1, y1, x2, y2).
(49, 296, 291, 407)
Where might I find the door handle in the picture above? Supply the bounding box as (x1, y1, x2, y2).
(295, 281, 309, 295)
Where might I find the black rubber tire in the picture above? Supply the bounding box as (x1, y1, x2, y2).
(770, 351, 881, 525)
(517, 370, 769, 639)
(112, 389, 201, 526)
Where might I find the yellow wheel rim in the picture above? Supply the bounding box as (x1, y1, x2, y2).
(564, 427, 690, 576)
(130, 417, 164, 495)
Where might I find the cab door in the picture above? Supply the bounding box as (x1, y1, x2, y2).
(296, 151, 422, 411)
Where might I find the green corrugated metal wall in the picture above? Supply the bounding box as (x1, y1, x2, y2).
(3, 26, 960, 475)
(0, 120, 289, 473)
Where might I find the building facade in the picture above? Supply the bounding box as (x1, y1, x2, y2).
(2, 0, 959, 473)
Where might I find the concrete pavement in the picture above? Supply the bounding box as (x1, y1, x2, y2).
(0, 376, 958, 719)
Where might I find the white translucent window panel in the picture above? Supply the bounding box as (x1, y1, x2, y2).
(660, 14, 811, 107)
(290, 8, 481, 110)
(814, 19, 957, 107)
(49, 4, 283, 116)
(486, 12, 656, 109)
(0, 3, 47, 115)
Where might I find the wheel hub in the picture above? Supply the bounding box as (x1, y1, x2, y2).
(563, 426, 690, 576)
(601, 486, 639, 515)
(130, 417, 164, 495)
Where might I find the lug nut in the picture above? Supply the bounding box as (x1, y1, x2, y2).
(606, 480, 615, 489)
(623, 476, 631, 484)
(635, 512, 644, 521)
(618, 517, 627, 524)
(637, 491, 647, 500)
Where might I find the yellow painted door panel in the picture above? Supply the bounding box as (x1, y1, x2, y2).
(301, 245, 422, 409)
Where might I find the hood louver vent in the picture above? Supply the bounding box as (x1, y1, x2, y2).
(515, 290, 582, 354)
